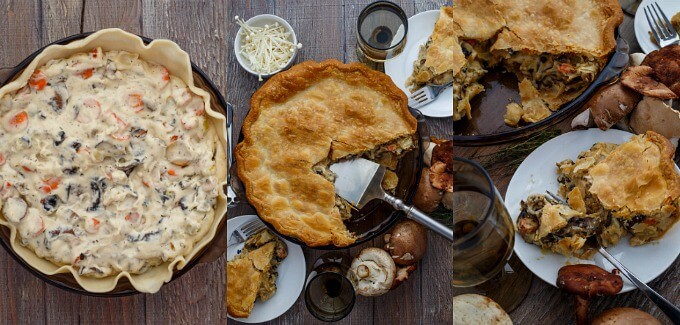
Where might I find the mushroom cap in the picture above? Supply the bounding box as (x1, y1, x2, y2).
(642, 44, 680, 97)
(384, 219, 428, 266)
(432, 140, 453, 172)
(556, 264, 623, 297)
(586, 83, 641, 130)
(413, 168, 443, 213)
(592, 308, 661, 325)
(630, 97, 680, 139)
(621, 66, 677, 99)
(442, 191, 453, 210)
(347, 247, 396, 296)
(430, 161, 453, 192)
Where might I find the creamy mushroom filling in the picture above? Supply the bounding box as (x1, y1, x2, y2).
(502, 52, 603, 109)
(0, 48, 218, 277)
(312, 135, 415, 221)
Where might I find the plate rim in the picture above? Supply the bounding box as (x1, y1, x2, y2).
(384, 9, 452, 118)
(505, 128, 680, 293)
(226, 214, 306, 323)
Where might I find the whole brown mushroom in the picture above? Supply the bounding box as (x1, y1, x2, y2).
(413, 168, 444, 213)
(384, 220, 428, 266)
(557, 264, 623, 325)
(584, 82, 641, 130)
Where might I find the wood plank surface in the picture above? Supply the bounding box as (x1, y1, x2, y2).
(454, 13, 680, 325)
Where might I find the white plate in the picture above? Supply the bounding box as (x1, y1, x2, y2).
(634, 0, 680, 54)
(226, 215, 306, 323)
(385, 10, 452, 118)
(505, 129, 680, 293)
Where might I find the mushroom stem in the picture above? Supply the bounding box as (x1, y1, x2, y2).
(574, 295, 590, 325)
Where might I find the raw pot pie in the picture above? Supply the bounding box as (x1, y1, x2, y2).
(237, 60, 417, 247)
(0, 29, 228, 293)
(452, 0, 623, 125)
(517, 132, 680, 258)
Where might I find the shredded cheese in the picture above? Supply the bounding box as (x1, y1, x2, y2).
(235, 15, 302, 81)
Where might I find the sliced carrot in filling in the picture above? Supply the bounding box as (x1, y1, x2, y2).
(29, 70, 47, 90)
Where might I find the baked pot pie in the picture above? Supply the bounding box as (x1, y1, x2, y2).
(236, 60, 417, 247)
(452, 0, 623, 125)
(226, 229, 287, 318)
(517, 132, 680, 258)
(0, 29, 228, 293)
(407, 6, 453, 92)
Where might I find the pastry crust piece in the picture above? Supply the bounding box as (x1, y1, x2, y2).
(589, 132, 680, 215)
(237, 60, 417, 247)
(489, 0, 622, 58)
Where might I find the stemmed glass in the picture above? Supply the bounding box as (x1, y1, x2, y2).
(452, 158, 532, 312)
(355, 1, 408, 63)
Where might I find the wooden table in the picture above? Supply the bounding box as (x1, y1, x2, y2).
(454, 12, 680, 325)
(0, 0, 453, 324)
(227, 1, 452, 324)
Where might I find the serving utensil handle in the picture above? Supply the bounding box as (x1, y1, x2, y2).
(598, 247, 680, 323)
(226, 103, 238, 207)
(383, 193, 453, 241)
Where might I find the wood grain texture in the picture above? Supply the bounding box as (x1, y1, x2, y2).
(227, 1, 452, 325)
(454, 14, 680, 325)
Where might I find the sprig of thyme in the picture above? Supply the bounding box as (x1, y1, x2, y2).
(474, 129, 562, 176)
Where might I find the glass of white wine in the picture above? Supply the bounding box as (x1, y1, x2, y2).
(453, 158, 532, 312)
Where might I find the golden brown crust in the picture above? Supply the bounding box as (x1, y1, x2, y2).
(424, 7, 454, 76)
(237, 60, 416, 247)
(489, 0, 622, 58)
(226, 257, 261, 318)
(589, 131, 680, 214)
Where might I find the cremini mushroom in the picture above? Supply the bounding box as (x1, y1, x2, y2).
(347, 247, 396, 296)
(584, 83, 641, 130)
(384, 219, 428, 266)
(641, 44, 680, 97)
(620, 66, 677, 99)
(413, 168, 443, 213)
(557, 264, 623, 325)
(630, 97, 680, 140)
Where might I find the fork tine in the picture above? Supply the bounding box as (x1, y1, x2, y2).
(645, 7, 662, 44)
(245, 223, 265, 235)
(242, 220, 261, 231)
(654, 2, 676, 36)
(651, 4, 670, 38)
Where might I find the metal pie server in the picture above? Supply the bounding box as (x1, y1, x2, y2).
(330, 158, 453, 241)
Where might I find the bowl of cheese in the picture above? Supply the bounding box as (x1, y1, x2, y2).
(234, 14, 301, 81)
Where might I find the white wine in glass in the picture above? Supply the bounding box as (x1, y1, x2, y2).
(452, 158, 531, 312)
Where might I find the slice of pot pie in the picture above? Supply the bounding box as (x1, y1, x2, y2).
(517, 132, 680, 257)
(407, 6, 454, 92)
(452, 0, 623, 124)
(237, 60, 417, 247)
(226, 229, 288, 318)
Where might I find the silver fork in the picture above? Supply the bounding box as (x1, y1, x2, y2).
(227, 219, 265, 248)
(644, 2, 680, 48)
(408, 81, 453, 109)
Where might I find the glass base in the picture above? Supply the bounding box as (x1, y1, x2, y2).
(453, 254, 532, 313)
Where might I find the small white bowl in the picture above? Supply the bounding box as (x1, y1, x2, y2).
(234, 14, 298, 79)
